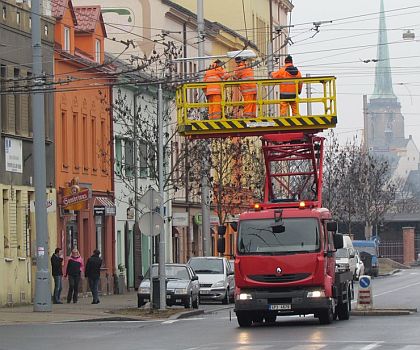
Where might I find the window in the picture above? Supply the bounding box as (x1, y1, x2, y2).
(1, 65, 7, 131)
(44, 24, 48, 36)
(14, 68, 21, 134)
(73, 112, 79, 169)
(3, 190, 10, 256)
(29, 17, 31, 28)
(95, 215, 105, 261)
(100, 120, 106, 173)
(124, 139, 134, 178)
(82, 114, 88, 171)
(61, 111, 68, 168)
(63, 26, 70, 51)
(16, 11, 20, 24)
(139, 141, 148, 178)
(2, 6, 6, 20)
(95, 39, 101, 63)
(115, 137, 122, 176)
(91, 117, 97, 172)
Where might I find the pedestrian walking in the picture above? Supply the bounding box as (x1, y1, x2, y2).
(203, 59, 230, 119)
(233, 57, 257, 118)
(271, 55, 303, 116)
(85, 249, 102, 304)
(65, 248, 84, 304)
(51, 247, 63, 304)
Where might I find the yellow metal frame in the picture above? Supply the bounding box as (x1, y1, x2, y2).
(176, 76, 337, 137)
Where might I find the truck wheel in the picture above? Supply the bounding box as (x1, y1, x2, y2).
(318, 305, 334, 325)
(337, 287, 351, 320)
(236, 312, 252, 327)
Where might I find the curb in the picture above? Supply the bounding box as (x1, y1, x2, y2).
(171, 305, 233, 320)
(379, 269, 401, 277)
(351, 308, 417, 316)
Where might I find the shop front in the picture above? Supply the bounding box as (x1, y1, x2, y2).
(58, 180, 116, 296)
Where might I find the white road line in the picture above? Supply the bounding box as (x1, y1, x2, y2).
(373, 281, 420, 297)
(360, 343, 382, 350)
(287, 344, 327, 350)
(398, 346, 420, 350)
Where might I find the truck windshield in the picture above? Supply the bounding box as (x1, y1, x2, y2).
(237, 218, 320, 255)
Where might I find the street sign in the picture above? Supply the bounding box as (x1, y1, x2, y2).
(357, 275, 373, 310)
(138, 211, 164, 237)
(140, 188, 163, 209)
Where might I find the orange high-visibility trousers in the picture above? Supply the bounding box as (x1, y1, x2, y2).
(243, 93, 256, 118)
(207, 94, 222, 119)
(280, 101, 297, 116)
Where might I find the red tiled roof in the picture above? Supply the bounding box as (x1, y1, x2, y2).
(73, 6, 107, 37)
(51, 0, 77, 24)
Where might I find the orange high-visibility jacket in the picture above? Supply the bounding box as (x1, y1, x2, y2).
(271, 63, 302, 98)
(233, 62, 257, 94)
(203, 65, 230, 95)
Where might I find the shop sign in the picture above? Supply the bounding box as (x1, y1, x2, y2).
(5, 138, 23, 173)
(62, 178, 90, 211)
(172, 212, 188, 227)
(30, 199, 56, 213)
(193, 214, 220, 226)
(94, 206, 106, 216)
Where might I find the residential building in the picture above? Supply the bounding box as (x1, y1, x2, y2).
(0, 0, 56, 306)
(52, 0, 116, 295)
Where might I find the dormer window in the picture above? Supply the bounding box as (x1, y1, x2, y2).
(95, 39, 101, 63)
(64, 26, 70, 52)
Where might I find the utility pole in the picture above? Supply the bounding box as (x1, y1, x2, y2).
(157, 84, 166, 309)
(267, 0, 275, 115)
(197, 0, 211, 256)
(32, 0, 51, 312)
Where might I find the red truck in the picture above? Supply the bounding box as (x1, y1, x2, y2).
(227, 133, 353, 326)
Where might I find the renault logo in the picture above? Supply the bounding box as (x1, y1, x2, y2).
(276, 267, 282, 274)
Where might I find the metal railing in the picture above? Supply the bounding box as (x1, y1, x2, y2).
(176, 76, 337, 138)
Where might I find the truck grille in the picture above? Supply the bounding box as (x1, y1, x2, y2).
(248, 273, 310, 283)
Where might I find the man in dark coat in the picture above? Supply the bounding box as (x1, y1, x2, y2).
(85, 249, 102, 304)
(51, 248, 63, 304)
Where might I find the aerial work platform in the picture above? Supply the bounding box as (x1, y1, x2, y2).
(176, 76, 337, 138)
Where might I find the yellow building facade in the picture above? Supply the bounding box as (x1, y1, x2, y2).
(0, 186, 57, 305)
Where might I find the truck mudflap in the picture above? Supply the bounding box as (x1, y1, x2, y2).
(234, 288, 333, 316)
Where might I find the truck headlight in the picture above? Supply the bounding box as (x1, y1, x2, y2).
(238, 293, 252, 300)
(174, 288, 188, 295)
(307, 290, 325, 298)
(139, 287, 150, 294)
(212, 280, 225, 288)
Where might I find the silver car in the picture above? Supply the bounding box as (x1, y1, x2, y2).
(188, 257, 235, 304)
(137, 263, 200, 309)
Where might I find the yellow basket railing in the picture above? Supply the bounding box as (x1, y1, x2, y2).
(176, 76, 337, 138)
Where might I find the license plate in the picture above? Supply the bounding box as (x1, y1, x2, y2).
(269, 304, 291, 311)
(176, 299, 181, 303)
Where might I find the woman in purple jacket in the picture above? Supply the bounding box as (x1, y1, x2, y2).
(65, 249, 84, 303)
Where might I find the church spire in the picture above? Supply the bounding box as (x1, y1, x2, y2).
(372, 0, 396, 99)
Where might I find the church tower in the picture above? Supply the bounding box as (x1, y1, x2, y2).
(366, 0, 405, 159)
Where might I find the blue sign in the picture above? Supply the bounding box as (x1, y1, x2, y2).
(359, 276, 371, 288)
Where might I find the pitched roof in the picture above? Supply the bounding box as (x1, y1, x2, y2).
(51, 0, 77, 25)
(73, 6, 107, 37)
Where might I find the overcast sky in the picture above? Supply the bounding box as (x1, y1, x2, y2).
(290, 0, 420, 146)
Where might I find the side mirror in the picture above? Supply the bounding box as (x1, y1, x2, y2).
(326, 221, 337, 232)
(217, 237, 225, 254)
(191, 275, 199, 281)
(333, 234, 344, 250)
(349, 251, 355, 258)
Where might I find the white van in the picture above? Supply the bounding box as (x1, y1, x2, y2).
(335, 234, 357, 280)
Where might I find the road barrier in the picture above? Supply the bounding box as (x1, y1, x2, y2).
(357, 275, 373, 310)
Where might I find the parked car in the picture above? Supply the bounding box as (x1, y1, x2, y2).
(137, 263, 200, 309)
(354, 250, 365, 280)
(187, 257, 234, 304)
(353, 240, 379, 277)
(335, 234, 357, 279)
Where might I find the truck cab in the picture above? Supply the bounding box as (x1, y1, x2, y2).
(234, 205, 353, 326)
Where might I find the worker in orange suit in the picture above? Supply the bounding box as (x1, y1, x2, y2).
(233, 57, 257, 118)
(271, 55, 302, 116)
(203, 59, 230, 119)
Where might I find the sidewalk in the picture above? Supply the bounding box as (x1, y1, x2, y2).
(0, 292, 192, 325)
